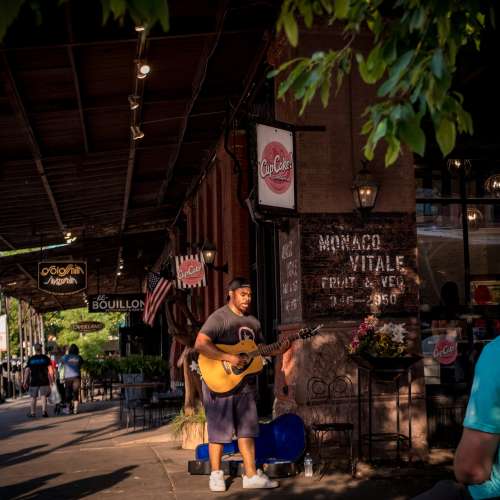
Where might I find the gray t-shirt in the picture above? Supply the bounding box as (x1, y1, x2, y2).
(199, 305, 264, 393)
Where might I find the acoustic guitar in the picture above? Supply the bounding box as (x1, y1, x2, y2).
(198, 324, 323, 396)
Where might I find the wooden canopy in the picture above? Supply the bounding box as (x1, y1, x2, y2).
(0, 0, 278, 311)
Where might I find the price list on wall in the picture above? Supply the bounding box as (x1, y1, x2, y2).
(279, 219, 302, 324)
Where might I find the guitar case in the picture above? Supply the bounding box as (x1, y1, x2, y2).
(188, 413, 305, 478)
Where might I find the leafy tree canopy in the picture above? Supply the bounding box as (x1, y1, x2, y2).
(44, 308, 124, 360)
(273, 0, 495, 165)
(0, 0, 169, 44)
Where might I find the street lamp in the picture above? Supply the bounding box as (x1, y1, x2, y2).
(351, 161, 379, 216)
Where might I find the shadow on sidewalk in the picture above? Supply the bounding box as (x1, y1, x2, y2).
(0, 466, 137, 500)
(0, 444, 49, 467)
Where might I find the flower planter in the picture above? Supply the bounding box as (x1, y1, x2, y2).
(350, 353, 422, 381)
(181, 422, 208, 450)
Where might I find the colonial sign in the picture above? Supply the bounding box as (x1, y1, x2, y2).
(38, 261, 87, 295)
(175, 253, 206, 289)
(88, 294, 145, 313)
(256, 123, 295, 211)
(71, 321, 105, 333)
(279, 219, 302, 324)
(301, 213, 418, 319)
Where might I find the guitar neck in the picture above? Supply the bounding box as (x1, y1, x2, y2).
(253, 332, 301, 358)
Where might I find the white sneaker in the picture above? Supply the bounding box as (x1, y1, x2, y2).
(209, 470, 226, 492)
(242, 469, 279, 489)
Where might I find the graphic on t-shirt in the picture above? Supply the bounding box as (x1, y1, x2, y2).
(238, 326, 256, 342)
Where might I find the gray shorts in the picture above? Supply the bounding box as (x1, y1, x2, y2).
(202, 382, 259, 444)
(29, 385, 50, 398)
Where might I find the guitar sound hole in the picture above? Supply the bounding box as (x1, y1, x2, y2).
(231, 355, 251, 375)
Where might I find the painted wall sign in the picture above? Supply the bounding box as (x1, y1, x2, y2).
(300, 213, 418, 318)
(279, 219, 302, 324)
(175, 253, 206, 289)
(71, 321, 104, 333)
(38, 261, 87, 295)
(256, 123, 295, 210)
(88, 294, 145, 313)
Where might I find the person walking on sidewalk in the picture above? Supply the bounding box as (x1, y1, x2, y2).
(24, 343, 53, 418)
(195, 277, 290, 492)
(60, 344, 84, 415)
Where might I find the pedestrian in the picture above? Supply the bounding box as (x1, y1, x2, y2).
(23, 343, 53, 418)
(194, 277, 290, 492)
(411, 336, 500, 500)
(60, 344, 84, 415)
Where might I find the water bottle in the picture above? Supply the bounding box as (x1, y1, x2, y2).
(304, 453, 313, 477)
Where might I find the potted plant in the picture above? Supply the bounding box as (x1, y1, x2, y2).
(171, 407, 207, 450)
(348, 316, 421, 379)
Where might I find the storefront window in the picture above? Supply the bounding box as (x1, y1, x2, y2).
(416, 163, 500, 393)
(417, 204, 465, 310)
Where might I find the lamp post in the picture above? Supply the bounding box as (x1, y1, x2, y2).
(351, 161, 380, 217)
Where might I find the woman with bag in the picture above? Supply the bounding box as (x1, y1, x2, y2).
(60, 344, 84, 415)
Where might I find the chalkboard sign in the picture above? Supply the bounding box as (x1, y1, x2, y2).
(301, 213, 418, 319)
(279, 219, 302, 323)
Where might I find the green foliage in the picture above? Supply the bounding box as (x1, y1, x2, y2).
(171, 407, 206, 437)
(0, 0, 169, 41)
(82, 355, 168, 379)
(44, 308, 124, 360)
(274, 0, 493, 165)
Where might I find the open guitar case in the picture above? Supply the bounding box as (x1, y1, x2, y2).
(188, 413, 306, 478)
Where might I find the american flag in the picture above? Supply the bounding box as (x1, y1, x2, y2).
(143, 272, 172, 327)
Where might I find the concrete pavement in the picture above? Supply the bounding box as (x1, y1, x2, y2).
(0, 397, 454, 499)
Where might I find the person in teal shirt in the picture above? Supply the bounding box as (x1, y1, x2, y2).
(413, 337, 500, 500)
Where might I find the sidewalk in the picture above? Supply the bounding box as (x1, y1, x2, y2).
(0, 398, 454, 499)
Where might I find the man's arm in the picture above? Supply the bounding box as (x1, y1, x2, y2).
(454, 427, 500, 484)
(195, 332, 246, 368)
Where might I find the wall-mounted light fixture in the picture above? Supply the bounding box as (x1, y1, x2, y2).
(447, 158, 471, 177)
(135, 24, 146, 32)
(351, 161, 379, 216)
(201, 240, 228, 273)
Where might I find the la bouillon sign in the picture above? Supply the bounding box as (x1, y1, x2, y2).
(38, 261, 87, 295)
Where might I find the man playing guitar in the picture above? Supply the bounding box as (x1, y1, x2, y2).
(194, 277, 291, 492)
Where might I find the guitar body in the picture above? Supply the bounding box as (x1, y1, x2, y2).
(198, 340, 264, 396)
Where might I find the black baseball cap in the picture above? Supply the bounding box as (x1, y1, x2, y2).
(228, 277, 251, 291)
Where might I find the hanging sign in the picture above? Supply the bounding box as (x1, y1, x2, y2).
(38, 261, 87, 295)
(71, 321, 104, 333)
(88, 294, 145, 313)
(256, 122, 295, 211)
(175, 253, 206, 289)
(0, 315, 7, 351)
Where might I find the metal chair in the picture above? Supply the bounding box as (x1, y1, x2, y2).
(120, 373, 149, 430)
(308, 375, 357, 476)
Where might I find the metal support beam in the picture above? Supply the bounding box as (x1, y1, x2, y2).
(1, 54, 66, 237)
(156, 0, 231, 206)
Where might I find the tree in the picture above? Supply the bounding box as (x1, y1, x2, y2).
(273, 0, 495, 165)
(44, 308, 124, 360)
(0, 0, 169, 43)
